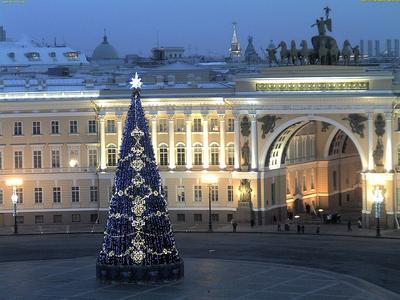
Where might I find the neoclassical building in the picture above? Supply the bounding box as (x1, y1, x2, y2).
(0, 65, 399, 228)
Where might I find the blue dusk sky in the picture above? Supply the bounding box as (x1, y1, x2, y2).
(0, 0, 399, 57)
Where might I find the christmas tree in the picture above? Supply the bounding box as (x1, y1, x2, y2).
(96, 73, 184, 282)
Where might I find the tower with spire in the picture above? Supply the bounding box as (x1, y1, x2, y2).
(229, 22, 241, 59)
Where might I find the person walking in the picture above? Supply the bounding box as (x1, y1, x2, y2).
(277, 222, 281, 232)
(297, 224, 301, 234)
(301, 224, 305, 234)
(347, 220, 352, 232)
(231, 219, 238, 233)
(316, 225, 320, 235)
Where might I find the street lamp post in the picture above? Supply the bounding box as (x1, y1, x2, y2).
(373, 186, 384, 238)
(6, 178, 23, 235)
(318, 208, 324, 224)
(202, 175, 218, 233)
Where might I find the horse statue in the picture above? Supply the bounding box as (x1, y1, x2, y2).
(289, 40, 298, 65)
(318, 39, 329, 65)
(342, 40, 353, 65)
(299, 40, 310, 65)
(329, 39, 340, 65)
(277, 41, 290, 65)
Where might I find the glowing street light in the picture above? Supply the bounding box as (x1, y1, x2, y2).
(69, 159, 78, 168)
(202, 175, 218, 232)
(6, 178, 23, 234)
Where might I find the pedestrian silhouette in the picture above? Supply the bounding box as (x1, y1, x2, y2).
(347, 220, 352, 232)
(316, 225, 320, 234)
(277, 223, 281, 232)
(231, 219, 238, 232)
(297, 224, 301, 234)
(301, 224, 305, 234)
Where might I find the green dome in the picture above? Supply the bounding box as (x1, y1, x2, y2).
(91, 34, 119, 60)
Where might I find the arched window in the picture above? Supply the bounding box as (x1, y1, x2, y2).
(210, 143, 219, 166)
(227, 143, 235, 166)
(193, 143, 203, 166)
(107, 144, 117, 167)
(176, 143, 186, 166)
(159, 144, 168, 166)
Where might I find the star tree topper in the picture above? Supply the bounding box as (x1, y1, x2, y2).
(129, 72, 143, 90)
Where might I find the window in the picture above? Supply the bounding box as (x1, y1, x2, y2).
(16, 216, 24, 224)
(0, 151, 3, 169)
(53, 215, 62, 223)
(210, 118, 219, 132)
(227, 118, 235, 132)
(33, 150, 42, 168)
(88, 149, 98, 168)
(14, 121, 23, 136)
(311, 171, 315, 190)
(107, 145, 117, 166)
(32, 121, 41, 135)
(51, 120, 59, 134)
(194, 214, 202, 222)
(0, 189, 3, 205)
(271, 183, 276, 205)
(177, 214, 185, 222)
(14, 151, 23, 169)
(175, 119, 185, 132)
(158, 119, 167, 132)
(69, 120, 78, 134)
(227, 186, 233, 202)
(303, 174, 307, 191)
(51, 149, 61, 168)
(176, 143, 186, 166)
(90, 213, 99, 223)
(193, 144, 203, 165)
(72, 214, 81, 222)
(193, 118, 202, 132)
(346, 194, 350, 202)
(163, 185, 168, 202)
(210, 144, 219, 165)
(211, 214, 219, 222)
(177, 186, 185, 202)
(71, 186, 80, 203)
(227, 144, 235, 165)
(53, 187, 61, 203)
(227, 214, 233, 222)
(16, 188, 23, 203)
(398, 118, 400, 131)
(106, 119, 116, 133)
(159, 144, 168, 166)
(35, 215, 44, 224)
(210, 185, 218, 202)
(88, 120, 97, 134)
(90, 186, 98, 202)
(34, 187, 43, 204)
(194, 186, 202, 202)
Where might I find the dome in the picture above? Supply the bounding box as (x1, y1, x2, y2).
(91, 34, 119, 60)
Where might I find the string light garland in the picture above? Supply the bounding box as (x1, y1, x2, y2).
(96, 73, 183, 282)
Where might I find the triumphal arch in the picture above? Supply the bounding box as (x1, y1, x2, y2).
(228, 65, 398, 228)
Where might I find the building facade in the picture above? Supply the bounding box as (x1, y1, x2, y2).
(0, 65, 399, 229)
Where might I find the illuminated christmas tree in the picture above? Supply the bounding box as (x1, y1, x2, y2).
(96, 73, 184, 282)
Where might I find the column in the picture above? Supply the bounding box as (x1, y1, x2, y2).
(185, 113, 192, 169)
(250, 113, 258, 170)
(116, 113, 123, 153)
(233, 113, 240, 169)
(385, 112, 393, 171)
(202, 113, 209, 169)
(168, 113, 176, 169)
(150, 114, 158, 160)
(219, 113, 226, 169)
(99, 114, 106, 171)
(368, 112, 374, 171)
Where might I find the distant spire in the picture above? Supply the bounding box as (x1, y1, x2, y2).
(229, 22, 241, 58)
(103, 28, 108, 43)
